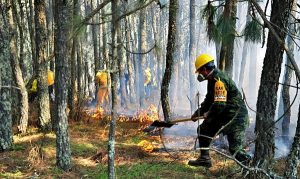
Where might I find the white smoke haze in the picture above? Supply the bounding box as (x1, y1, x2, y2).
(82, 0, 300, 160)
(147, 0, 300, 159)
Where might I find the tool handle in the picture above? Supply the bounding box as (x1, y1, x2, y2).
(170, 116, 204, 124)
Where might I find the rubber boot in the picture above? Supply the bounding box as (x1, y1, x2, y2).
(188, 150, 212, 168)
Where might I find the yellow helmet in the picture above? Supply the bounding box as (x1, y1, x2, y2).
(96, 71, 108, 86)
(194, 53, 214, 72)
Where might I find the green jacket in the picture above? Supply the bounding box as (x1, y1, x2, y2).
(200, 69, 248, 123)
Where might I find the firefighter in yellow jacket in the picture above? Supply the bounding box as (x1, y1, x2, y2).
(144, 68, 152, 99)
(95, 71, 109, 108)
(29, 70, 54, 102)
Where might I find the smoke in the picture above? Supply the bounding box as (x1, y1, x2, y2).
(161, 120, 293, 159)
(161, 121, 199, 150)
(275, 136, 292, 159)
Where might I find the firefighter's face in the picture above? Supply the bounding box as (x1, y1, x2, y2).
(196, 67, 208, 82)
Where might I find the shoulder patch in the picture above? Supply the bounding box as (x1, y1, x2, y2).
(214, 78, 227, 102)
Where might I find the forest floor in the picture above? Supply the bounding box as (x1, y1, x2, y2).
(0, 105, 293, 179)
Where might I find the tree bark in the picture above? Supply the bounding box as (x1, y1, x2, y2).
(108, 0, 118, 178)
(137, 9, 146, 107)
(161, 0, 178, 122)
(188, 0, 197, 111)
(9, 0, 29, 134)
(253, 0, 292, 170)
(35, 0, 51, 131)
(91, 0, 100, 100)
(75, 1, 83, 121)
(117, 2, 128, 107)
(219, 0, 237, 77)
(280, 0, 297, 144)
(125, 16, 136, 103)
(53, 0, 71, 171)
(16, 0, 27, 77)
(69, 0, 79, 120)
(0, 1, 13, 152)
(25, 0, 36, 72)
(238, 2, 250, 88)
(284, 103, 300, 178)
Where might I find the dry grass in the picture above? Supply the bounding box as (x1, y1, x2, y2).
(1, 110, 298, 178)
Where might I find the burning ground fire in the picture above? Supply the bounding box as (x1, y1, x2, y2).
(82, 104, 161, 153)
(137, 140, 155, 152)
(84, 104, 159, 123)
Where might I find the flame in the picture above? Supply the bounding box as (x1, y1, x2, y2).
(84, 104, 159, 123)
(91, 107, 104, 120)
(137, 140, 154, 152)
(132, 104, 159, 123)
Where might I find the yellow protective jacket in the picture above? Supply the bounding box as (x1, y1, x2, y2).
(95, 71, 108, 87)
(30, 71, 54, 92)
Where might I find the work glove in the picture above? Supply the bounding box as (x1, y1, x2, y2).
(203, 112, 209, 120)
(191, 108, 201, 122)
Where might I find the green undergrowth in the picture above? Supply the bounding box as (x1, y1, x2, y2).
(94, 162, 209, 179)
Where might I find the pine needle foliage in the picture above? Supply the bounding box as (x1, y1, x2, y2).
(216, 16, 236, 44)
(243, 19, 262, 43)
(201, 2, 219, 42)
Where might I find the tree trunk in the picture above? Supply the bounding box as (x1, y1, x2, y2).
(137, 9, 146, 108)
(53, 0, 71, 171)
(248, 42, 258, 115)
(238, 42, 248, 88)
(25, 0, 36, 72)
(238, 2, 250, 88)
(284, 103, 300, 178)
(125, 16, 136, 103)
(34, 0, 51, 131)
(0, 1, 13, 152)
(188, 0, 197, 111)
(101, 6, 109, 69)
(254, 0, 292, 170)
(91, 0, 100, 100)
(117, 3, 128, 107)
(219, 0, 237, 77)
(75, 0, 83, 121)
(108, 0, 118, 178)
(161, 0, 178, 122)
(97, 0, 103, 69)
(16, 0, 27, 77)
(280, 0, 296, 144)
(69, 0, 79, 120)
(9, 0, 29, 134)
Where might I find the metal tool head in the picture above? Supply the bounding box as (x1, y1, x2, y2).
(150, 120, 174, 128)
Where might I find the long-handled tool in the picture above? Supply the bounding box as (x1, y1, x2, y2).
(149, 116, 204, 128)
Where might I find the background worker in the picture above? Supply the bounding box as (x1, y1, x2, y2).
(95, 71, 109, 108)
(144, 68, 152, 99)
(29, 70, 54, 102)
(189, 53, 251, 168)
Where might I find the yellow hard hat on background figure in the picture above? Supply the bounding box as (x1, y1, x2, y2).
(194, 53, 214, 72)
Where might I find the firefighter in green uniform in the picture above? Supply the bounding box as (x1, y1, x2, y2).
(189, 53, 251, 168)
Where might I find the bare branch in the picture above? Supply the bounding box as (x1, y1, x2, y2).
(115, 0, 158, 22)
(249, 0, 300, 82)
(122, 43, 156, 55)
(0, 85, 21, 90)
